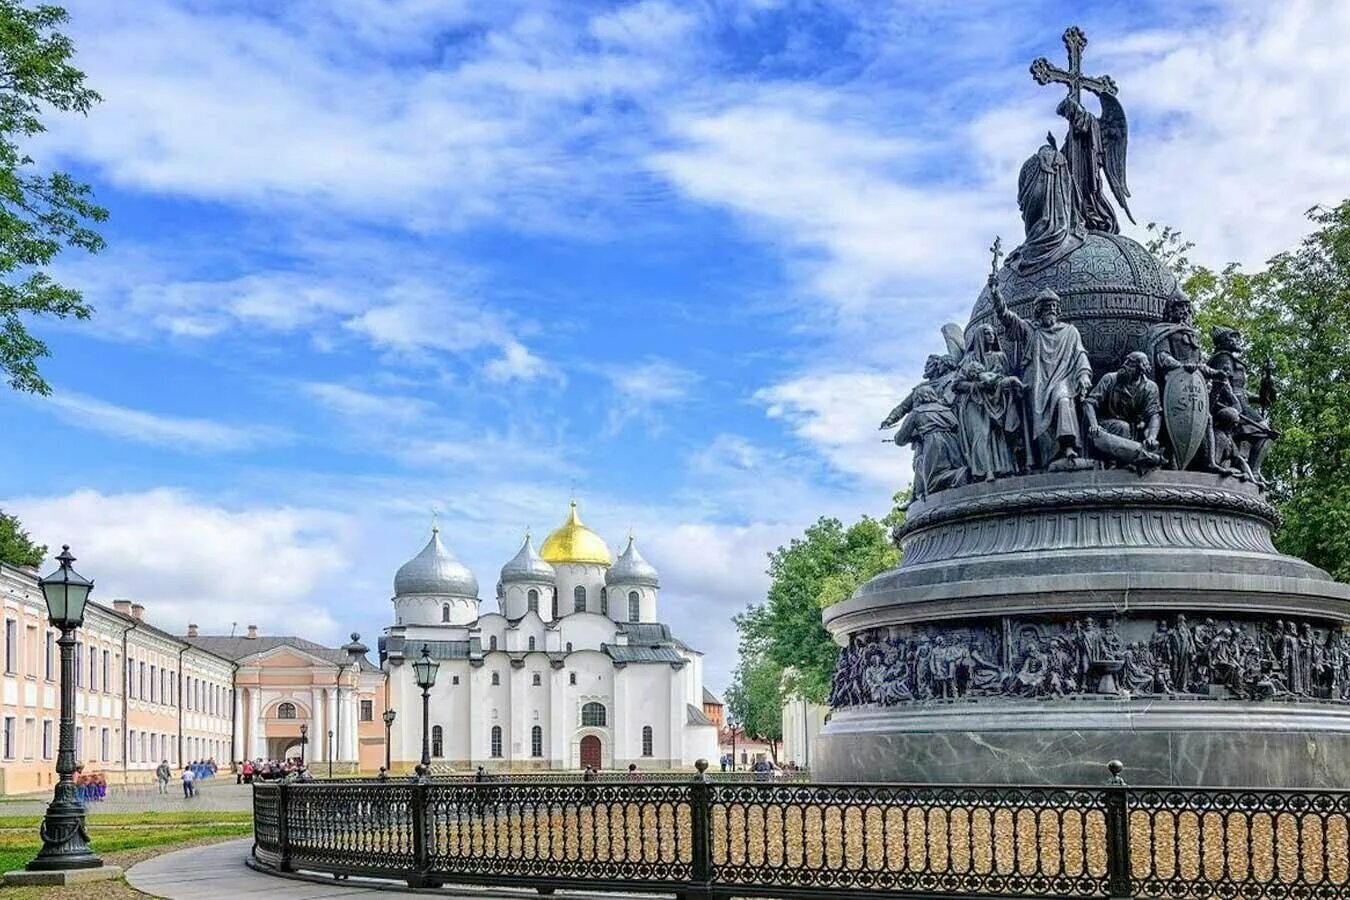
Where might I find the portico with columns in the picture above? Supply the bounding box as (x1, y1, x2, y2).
(186, 629, 385, 771)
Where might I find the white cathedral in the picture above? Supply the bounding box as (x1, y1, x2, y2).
(379, 502, 719, 771)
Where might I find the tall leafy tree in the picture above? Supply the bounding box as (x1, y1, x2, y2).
(731, 495, 906, 733)
(0, 508, 45, 567)
(0, 1, 106, 394)
(723, 652, 784, 761)
(1147, 202, 1350, 580)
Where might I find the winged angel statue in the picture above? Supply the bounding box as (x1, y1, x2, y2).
(1031, 26, 1133, 234)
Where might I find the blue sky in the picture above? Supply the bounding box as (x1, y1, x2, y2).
(4, 0, 1349, 694)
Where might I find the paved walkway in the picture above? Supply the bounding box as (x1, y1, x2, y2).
(0, 778, 252, 816)
(126, 839, 674, 899)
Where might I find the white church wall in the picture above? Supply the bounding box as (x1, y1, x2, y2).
(614, 665, 675, 767)
(553, 563, 608, 616)
(501, 582, 553, 621)
(556, 613, 619, 653)
(607, 583, 656, 623)
(394, 594, 477, 627)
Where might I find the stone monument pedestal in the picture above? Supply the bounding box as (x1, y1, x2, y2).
(819, 471, 1350, 787)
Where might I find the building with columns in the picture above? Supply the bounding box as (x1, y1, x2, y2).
(184, 628, 385, 773)
(380, 501, 718, 772)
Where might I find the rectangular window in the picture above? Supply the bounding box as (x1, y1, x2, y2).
(74, 723, 82, 760)
(360, 700, 373, 721)
(101, 728, 109, 761)
(88, 726, 96, 761)
(127, 659, 135, 698)
(74, 641, 82, 687)
(2, 717, 13, 758)
(129, 730, 137, 763)
(4, 619, 16, 674)
(138, 661, 145, 699)
(42, 720, 52, 758)
(25, 625, 38, 676)
(89, 646, 98, 691)
(102, 650, 110, 693)
(150, 665, 158, 702)
(45, 631, 54, 680)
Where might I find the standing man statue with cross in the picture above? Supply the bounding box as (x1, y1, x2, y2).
(1031, 26, 1134, 234)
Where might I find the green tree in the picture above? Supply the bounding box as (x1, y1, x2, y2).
(732, 494, 907, 721)
(0, 1, 107, 394)
(723, 652, 784, 761)
(1146, 203, 1350, 580)
(0, 508, 45, 567)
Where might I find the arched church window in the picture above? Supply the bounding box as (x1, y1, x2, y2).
(573, 585, 586, 613)
(532, 672, 541, 686)
(442, 604, 450, 623)
(581, 702, 606, 728)
(531, 725, 543, 757)
(551, 589, 558, 619)
(277, 702, 296, 720)
(489, 636, 497, 651)
(628, 591, 640, 622)
(527, 589, 539, 613)
(490, 726, 503, 758)
(566, 642, 573, 652)
(569, 672, 577, 686)
(528, 637, 536, 651)
(432, 725, 443, 758)
(642, 725, 653, 757)
(600, 587, 608, 616)
(491, 671, 500, 686)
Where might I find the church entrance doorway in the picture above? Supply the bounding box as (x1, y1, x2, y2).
(580, 735, 601, 769)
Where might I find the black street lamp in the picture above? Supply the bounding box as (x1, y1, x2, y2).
(27, 547, 102, 872)
(382, 707, 396, 771)
(298, 724, 308, 768)
(412, 646, 439, 770)
(728, 716, 738, 773)
(327, 730, 334, 779)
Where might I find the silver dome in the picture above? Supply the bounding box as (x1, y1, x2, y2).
(500, 533, 556, 585)
(606, 536, 659, 588)
(393, 528, 479, 599)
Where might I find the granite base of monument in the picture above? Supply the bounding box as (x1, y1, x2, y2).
(814, 703, 1350, 787)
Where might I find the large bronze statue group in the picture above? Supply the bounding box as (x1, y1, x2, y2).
(831, 613, 1350, 708)
(881, 27, 1278, 500)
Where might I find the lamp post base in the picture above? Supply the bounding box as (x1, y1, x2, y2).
(4, 865, 123, 886)
(25, 791, 104, 871)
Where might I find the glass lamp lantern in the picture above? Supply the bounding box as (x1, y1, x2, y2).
(412, 645, 440, 689)
(39, 546, 94, 629)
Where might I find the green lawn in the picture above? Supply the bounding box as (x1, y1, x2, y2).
(0, 811, 253, 873)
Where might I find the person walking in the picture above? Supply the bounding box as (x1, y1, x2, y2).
(156, 759, 171, 795)
(181, 764, 196, 799)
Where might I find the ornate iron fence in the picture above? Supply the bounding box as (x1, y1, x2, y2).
(251, 763, 1350, 899)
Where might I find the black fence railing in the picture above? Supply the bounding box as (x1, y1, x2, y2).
(250, 763, 1350, 899)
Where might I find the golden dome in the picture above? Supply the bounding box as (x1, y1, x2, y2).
(539, 501, 612, 566)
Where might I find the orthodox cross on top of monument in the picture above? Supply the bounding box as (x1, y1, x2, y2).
(1029, 25, 1133, 233)
(1030, 26, 1118, 103)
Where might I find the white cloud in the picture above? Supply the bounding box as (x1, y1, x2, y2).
(6, 489, 353, 640)
(590, 1, 699, 49)
(601, 358, 699, 434)
(300, 383, 434, 425)
(39, 391, 284, 453)
(42, 0, 685, 230)
(484, 341, 551, 383)
(754, 370, 912, 490)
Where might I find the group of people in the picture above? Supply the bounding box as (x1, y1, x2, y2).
(73, 766, 107, 803)
(154, 758, 217, 797)
(717, 755, 801, 778)
(237, 757, 303, 783)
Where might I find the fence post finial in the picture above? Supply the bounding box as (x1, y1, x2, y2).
(1106, 758, 1126, 785)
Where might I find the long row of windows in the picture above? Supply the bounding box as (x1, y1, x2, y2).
(0, 716, 55, 760)
(422, 720, 655, 761)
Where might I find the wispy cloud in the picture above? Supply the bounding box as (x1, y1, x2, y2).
(40, 390, 285, 453)
(600, 358, 699, 435)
